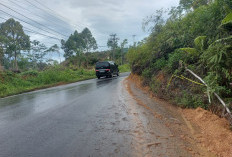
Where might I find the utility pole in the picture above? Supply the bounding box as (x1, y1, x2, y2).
(110, 34, 116, 60)
(109, 34, 119, 61)
(120, 39, 128, 65)
(132, 35, 136, 47)
(121, 48, 123, 65)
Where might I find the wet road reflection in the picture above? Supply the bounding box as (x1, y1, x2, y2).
(0, 73, 130, 157)
(0, 74, 127, 122)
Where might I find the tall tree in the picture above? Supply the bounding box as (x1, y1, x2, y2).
(179, 0, 194, 10)
(61, 30, 84, 59)
(47, 44, 61, 63)
(142, 9, 166, 33)
(0, 19, 30, 71)
(179, 0, 211, 10)
(0, 35, 7, 71)
(28, 40, 47, 69)
(107, 34, 119, 60)
(81, 28, 97, 53)
(0, 18, 30, 71)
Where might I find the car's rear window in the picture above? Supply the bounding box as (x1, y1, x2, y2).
(96, 62, 110, 69)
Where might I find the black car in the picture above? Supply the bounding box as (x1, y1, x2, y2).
(95, 61, 119, 79)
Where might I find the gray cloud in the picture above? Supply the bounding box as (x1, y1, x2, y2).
(0, 0, 179, 60)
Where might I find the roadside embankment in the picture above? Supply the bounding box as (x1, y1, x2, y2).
(127, 73, 232, 157)
(182, 108, 232, 157)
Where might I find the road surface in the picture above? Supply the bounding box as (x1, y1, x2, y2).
(0, 73, 213, 157)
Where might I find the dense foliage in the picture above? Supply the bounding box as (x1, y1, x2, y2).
(127, 0, 232, 110)
(61, 28, 98, 60)
(0, 18, 30, 71)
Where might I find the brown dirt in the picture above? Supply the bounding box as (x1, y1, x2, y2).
(127, 73, 151, 94)
(182, 108, 232, 157)
(127, 73, 232, 157)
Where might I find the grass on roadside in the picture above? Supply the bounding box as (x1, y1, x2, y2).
(0, 66, 95, 98)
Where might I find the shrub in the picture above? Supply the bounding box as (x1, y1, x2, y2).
(194, 36, 208, 51)
(21, 70, 39, 77)
(221, 11, 232, 31)
(142, 68, 153, 85)
(150, 79, 162, 94)
(152, 57, 167, 70)
(119, 64, 130, 73)
(177, 91, 206, 109)
(167, 51, 183, 72)
(0, 84, 7, 95)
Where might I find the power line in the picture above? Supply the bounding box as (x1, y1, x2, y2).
(24, 0, 107, 39)
(17, 0, 131, 41)
(0, 9, 65, 39)
(23, 0, 108, 40)
(8, 0, 46, 21)
(0, 16, 105, 48)
(0, 2, 69, 38)
(8, 0, 71, 32)
(0, 10, 63, 39)
(29, 0, 107, 39)
(24, 0, 83, 31)
(0, 4, 109, 48)
(0, 16, 62, 42)
(24, 30, 62, 41)
(32, 0, 88, 29)
(0, 17, 61, 50)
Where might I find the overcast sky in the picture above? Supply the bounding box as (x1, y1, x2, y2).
(0, 0, 179, 60)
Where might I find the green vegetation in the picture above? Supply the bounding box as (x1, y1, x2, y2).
(0, 19, 99, 97)
(119, 64, 130, 73)
(127, 0, 232, 112)
(61, 28, 97, 60)
(0, 17, 130, 97)
(0, 66, 95, 97)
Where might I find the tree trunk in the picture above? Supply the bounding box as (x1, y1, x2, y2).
(14, 51, 18, 71)
(78, 52, 81, 68)
(0, 61, 3, 72)
(121, 48, 123, 65)
(0, 47, 4, 71)
(113, 48, 115, 61)
(0, 54, 2, 71)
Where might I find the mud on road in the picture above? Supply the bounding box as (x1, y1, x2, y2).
(123, 78, 216, 157)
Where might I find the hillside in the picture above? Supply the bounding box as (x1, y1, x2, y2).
(126, 0, 232, 123)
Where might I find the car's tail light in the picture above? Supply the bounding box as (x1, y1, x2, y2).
(96, 70, 99, 72)
(105, 69, 110, 71)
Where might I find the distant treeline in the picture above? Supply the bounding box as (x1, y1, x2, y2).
(0, 18, 129, 72)
(0, 18, 101, 71)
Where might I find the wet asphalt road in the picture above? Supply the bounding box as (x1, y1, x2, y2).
(0, 73, 133, 157)
(0, 72, 214, 157)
